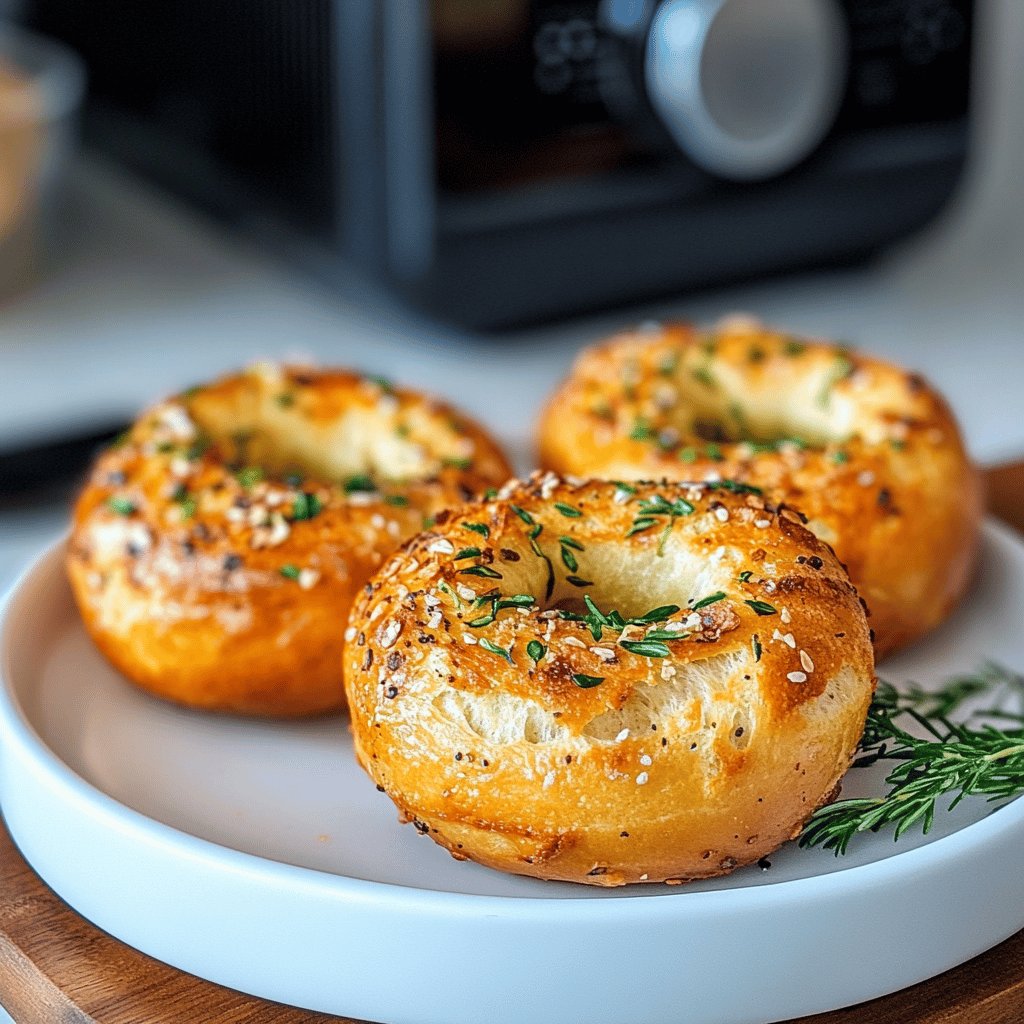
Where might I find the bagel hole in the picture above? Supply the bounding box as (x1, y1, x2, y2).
(185, 378, 461, 486)
(668, 361, 856, 451)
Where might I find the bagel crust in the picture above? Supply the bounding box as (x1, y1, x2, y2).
(538, 320, 982, 658)
(67, 365, 513, 716)
(344, 473, 875, 886)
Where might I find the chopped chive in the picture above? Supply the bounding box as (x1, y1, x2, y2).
(560, 545, 579, 572)
(705, 443, 724, 462)
(464, 522, 490, 539)
(291, 492, 323, 521)
(830, 450, 849, 465)
(484, 487, 498, 500)
(459, 565, 503, 579)
(235, 466, 264, 489)
(107, 496, 136, 516)
(738, 570, 753, 583)
(559, 536, 584, 551)
(634, 604, 680, 622)
(692, 591, 726, 610)
(629, 418, 655, 442)
(454, 547, 482, 560)
(554, 502, 582, 518)
(479, 638, 513, 664)
(692, 365, 716, 389)
(752, 634, 763, 661)
(679, 447, 698, 463)
(383, 494, 409, 507)
(572, 673, 604, 689)
(510, 504, 535, 526)
(709, 479, 762, 495)
(497, 594, 536, 610)
(275, 392, 295, 408)
(438, 580, 461, 608)
(644, 628, 690, 642)
(784, 339, 806, 357)
(442, 456, 473, 471)
(626, 517, 657, 537)
(527, 640, 546, 664)
(745, 599, 777, 616)
(620, 639, 671, 659)
(566, 576, 593, 588)
(343, 475, 376, 493)
(279, 564, 301, 581)
(818, 353, 855, 407)
(610, 481, 637, 495)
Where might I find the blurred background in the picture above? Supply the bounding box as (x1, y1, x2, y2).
(0, 0, 1022, 582)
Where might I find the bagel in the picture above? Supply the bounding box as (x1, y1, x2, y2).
(538, 319, 982, 658)
(344, 472, 874, 886)
(67, 364, 513, 716)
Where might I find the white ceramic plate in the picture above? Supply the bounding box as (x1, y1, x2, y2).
(2, 523, 1024, 1024)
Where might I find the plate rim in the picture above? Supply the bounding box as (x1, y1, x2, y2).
(3, 521, 1024, 921)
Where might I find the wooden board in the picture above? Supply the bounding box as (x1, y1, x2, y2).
(2, 460, 1022, 1024)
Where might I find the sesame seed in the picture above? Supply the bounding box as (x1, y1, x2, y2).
(639, 754, 652, 766)
(371, 513, 386, 530)
(787, 670, 808, 683)
(456, 584, 476, 601)
(462, 633, 477, 645)
(379, 620, 402, 649)
(591, 646, 616, 661)
(780, 607, 791, 624)
(427, 538, 455, 555)
(298, 568, 320, 590)
(543, 770, 555, 789)
(857, 470, 875, 487)
(615, 728, 630, 743)
(714, 506, 729, 523)
(564, 636, 587, 649)
(636, 772, 649, 785)
(800, 649, 815, 672)
(754, 518, 771, 529)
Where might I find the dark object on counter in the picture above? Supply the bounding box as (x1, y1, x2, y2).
(24, 0, 973, 328)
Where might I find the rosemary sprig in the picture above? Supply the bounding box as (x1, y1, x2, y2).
(800, 663, 1024, 855)
(626, 493, 695, 555)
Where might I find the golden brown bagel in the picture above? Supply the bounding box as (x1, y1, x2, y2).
(538, 319, 982, 659)
(344, 473, 875, 886)
(67, 365, 513, 716)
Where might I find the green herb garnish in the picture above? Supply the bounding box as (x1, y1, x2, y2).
(291, 492, 323, 521)
(691, 591, 726, 610)
(801, 664, 1024, 855)
(107, 496, 136, 516)
(459, 565, 503, 579)
(745, 600, 777, 616)
(479, 638, 514, 664)
(554, 502, 582, 518)
(527, 640, 546, 664)
(572, 673, 604, 689)
(620, 639, 671, 659)
(279, 564, 301, 580)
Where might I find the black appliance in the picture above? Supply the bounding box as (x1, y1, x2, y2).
(25, 0, 974, 327)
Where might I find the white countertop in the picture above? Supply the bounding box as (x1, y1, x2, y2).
(2, 0, 1024, 589)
